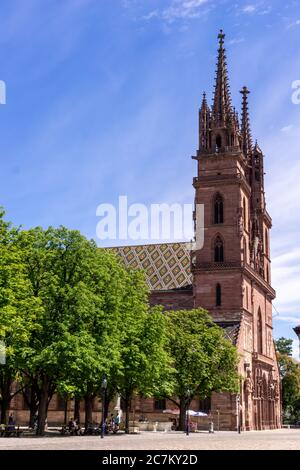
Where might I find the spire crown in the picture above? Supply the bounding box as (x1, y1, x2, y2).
(200, 91, 209, 111)
(241, 85, 250, 95)
(212, 30, 233, 126)
(240, 85, 253, 159)
(218, 29, 225, 47)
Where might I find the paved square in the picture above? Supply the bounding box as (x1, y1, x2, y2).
(0, 429, 300, 450)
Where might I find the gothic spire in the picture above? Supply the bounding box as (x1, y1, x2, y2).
(212, 30, 233, 125)
(199, 92, 211, 151)
(240, 86, 253, 159)
(200, 91, 208, 111)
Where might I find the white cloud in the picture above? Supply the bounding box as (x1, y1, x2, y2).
(228, 37, 245, 46)
(281, 124, 293, 132)
(142, 10, 159, 20)
(286, 19, 300, 29)
(275, 316, 300, 324)
(259, 8, 271, 15)
(164, 0, 209, 21)
(243, 5, 256, 14)
(140, 0, 210, 23)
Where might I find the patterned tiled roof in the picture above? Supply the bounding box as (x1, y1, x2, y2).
(110, 242, 192, 291)
(215, 321, 241, 345)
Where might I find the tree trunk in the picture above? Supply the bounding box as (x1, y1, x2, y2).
(84, 395, 93, 430)
(0, 397, 9, 425)
(25, 383, 39, 428)
(36, 377, 49, 436)
(29, 399, 39, 429)
(64, 398, 68, 425)
(179, 398, 186, 432)
(179, 396, 192, 432)
(124, 393, 131, 434)
(74, 397, 81, 424)
(0, 371, 13, 424)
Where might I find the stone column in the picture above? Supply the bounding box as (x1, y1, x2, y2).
(244, 368, 253, 430)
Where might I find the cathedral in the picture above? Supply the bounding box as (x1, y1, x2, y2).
(113, 30, 281, 430)
(9, 31, 281, 430)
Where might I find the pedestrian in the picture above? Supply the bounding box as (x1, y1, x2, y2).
(110, 413, 115, 432)
(113, 413, 121, 433)
(7, 414, 16, 435)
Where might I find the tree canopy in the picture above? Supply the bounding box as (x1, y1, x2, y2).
(275, 337, 300, 424)
(164, 309, 240, 430)
(275, 337, 293, 356)
(0, 208, 240, 434)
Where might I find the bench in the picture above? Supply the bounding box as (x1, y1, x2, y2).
(60, 425, 84, 436)
(0, 426, 23, 438)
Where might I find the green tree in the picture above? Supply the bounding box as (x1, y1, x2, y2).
(275, 337, 300, 423)
(0, 209, 40, 424)
(164, 309, 240, 430)
(55, 246, 128, 429)
(18, 226, 126, 435)
(275, 337, 293, 356)
(114, 270, 173, 433)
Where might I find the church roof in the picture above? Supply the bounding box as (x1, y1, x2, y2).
(110, 241, 192, 291)
(215, 321, 241, 345)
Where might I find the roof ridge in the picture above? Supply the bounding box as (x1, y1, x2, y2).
(104, 241, 191, 249)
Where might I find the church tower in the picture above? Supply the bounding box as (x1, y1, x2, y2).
(192, 31, 281, 430)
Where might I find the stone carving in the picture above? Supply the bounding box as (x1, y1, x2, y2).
(268, 381, 275, 400)
(237, 207, 243, 236)
(244, 369, 253, 395)
(274, 381, 280, 401)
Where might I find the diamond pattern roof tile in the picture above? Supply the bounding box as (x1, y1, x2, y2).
(109, 242, 192, 291)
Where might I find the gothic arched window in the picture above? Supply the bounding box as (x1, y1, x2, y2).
(243, 237, 247, 264)
(243, 197, 247, 231)
(257, 308, 263, 355)
(214, 193, 224, 224)
(216, 283, 222, 306)
(214, 236, 224, 262)
(265, 228, 268, 256)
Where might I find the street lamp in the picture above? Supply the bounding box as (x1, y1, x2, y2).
(236, 394, 241, 434)
(101, 376, 107, 439)
(186, 389, 191, 436)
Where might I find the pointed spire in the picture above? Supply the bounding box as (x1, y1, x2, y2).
(199, 91, 211, 152)
(201, 91, 207, 109)
(253, 139, 262, 154)
(233, 107, 240, 130)
(200, 92, 209, 114)
(240, 86, 253, 159)
(212, 30, 233, 125)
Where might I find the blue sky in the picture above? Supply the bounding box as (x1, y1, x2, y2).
(1, 0, 300, 349)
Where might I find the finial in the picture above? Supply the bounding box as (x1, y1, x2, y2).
(240, 86, 250, 95)
(240, 85, 253, 158)
(212, 28, 232, 124)
(218, 29, 225, 47)
(200, 91, 209, 112)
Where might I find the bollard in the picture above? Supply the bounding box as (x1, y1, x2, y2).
(209, 421, 214, 433)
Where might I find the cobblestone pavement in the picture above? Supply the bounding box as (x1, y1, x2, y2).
(0, 429, 300, 450)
